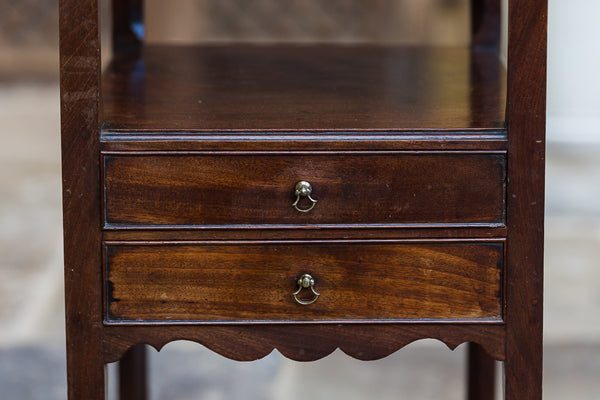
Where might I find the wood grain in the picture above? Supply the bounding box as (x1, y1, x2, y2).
(102, 323, 506, 364)
(60, 1, 545, 398)
(102, 225, 507, 242)
(505, 0, 547, 399)
(59, 0, 105, 398)
(106, 241, 503, 322)
(104, 153, 506, 227)
(101, 45, 506, 132)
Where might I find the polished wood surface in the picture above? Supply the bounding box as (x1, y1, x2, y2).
(504, 0, 547, 398)
(106, 241, 503, 322)
(104, 153, 506, 227)
(59, 0, 105, 398)
(102, 45, 506, 132)
(60, 1, 546, 399)
(100, 131, 508, 152)
(102, 226, 507, 242)
(102, 323, 506, 364)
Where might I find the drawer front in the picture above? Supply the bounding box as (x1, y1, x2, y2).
(105, 241, 503, 323)
(104, 153, 505, 227)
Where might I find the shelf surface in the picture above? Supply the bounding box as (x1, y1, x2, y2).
(102, 45, 506, 133)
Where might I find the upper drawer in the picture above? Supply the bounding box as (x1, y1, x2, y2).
(103, 153, 505, 227)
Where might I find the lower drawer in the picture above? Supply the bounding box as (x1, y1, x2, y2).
(105, 241, 503, 323)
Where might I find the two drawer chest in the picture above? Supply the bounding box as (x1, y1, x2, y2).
(60, 1, 546, 399)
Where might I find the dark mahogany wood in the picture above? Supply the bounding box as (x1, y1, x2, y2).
(60, 1, 545, 399)
(119, 344, 147, 400)
(101, 45, 506, 132)
(471, 0, 501, 49)
(112, 0, 144, 52)
(102, 324, 506, 364)
(100, 131, 508, 152)
(105, 241, 503, 322)
(101, 225, 507, 242)
(59, 0, 104, 399)
(505, 0, 547, 399)
(467, 342, 496, 400)
(104, 153, 506, 227)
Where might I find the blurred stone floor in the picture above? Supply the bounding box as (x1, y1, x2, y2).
(1, 83, 599, 399)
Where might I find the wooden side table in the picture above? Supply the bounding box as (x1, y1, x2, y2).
(59, 0, 546, 398)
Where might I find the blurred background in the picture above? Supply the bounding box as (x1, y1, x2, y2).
(1, 0, 599, 399)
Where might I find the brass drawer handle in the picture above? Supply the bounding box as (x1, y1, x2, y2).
(293, 274, 320, 305)
(292, 181, 318, 213)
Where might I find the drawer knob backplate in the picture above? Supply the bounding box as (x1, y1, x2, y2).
(292, 181, 318, 213)
(293, 274, 320, 305)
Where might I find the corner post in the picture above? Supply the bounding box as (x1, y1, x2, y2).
(505, 0, 547, 398)
(59, 0, 105, 398)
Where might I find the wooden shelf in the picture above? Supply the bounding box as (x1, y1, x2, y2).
(101, 44, 506, 133)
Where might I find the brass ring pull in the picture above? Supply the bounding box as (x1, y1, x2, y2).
(292, 181, 318, 213)
(293, 274, 320, 305)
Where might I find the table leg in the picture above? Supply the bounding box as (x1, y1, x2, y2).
(119, 344, 148, 400)
(66, 353, 106, 400)
(467, 342, 496, 400)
